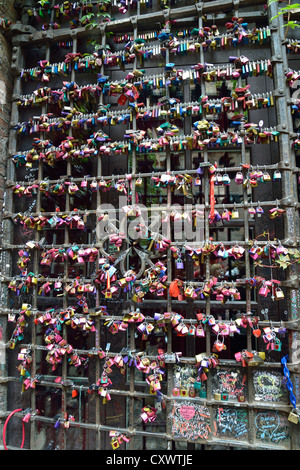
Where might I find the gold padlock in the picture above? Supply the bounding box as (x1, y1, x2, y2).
(275, 288, 284, 300)
(288, 409, 299, 424)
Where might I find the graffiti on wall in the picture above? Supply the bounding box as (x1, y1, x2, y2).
(212, 368, 247, 400)
(255, 410, 290, 445)
(169, 401, 211, 440)
(253, 370, 287, 402)
(213, 407, 248, 440)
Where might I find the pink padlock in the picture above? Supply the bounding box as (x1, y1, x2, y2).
(235, 172, 244, 184)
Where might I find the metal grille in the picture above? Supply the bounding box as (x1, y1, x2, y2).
(1, 0, 300, 450)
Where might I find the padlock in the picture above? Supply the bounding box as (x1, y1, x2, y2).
(222, 173, 231, 185)
(275, 287, 284, 300)
(252, 328, 261, 338)
(231, 208, 239, 219)
(176, 259, 184, 269)
(248, 353, 265, 366)
(259, 285, 270, 297)
(214, 392, 221, 400)
(235, 171, 244, 184)
(248, 207, 256, 217)
(111, 438, 120, 449)
(188, 324, 196, 336)
(69, 182, 79, 194)
(200, 372, 207, 381)
(222, 209, 231, 221)
(273, 170, 281, 181)
(54, 280, 62, 290)
(274, 337, 282, 351)
(172, 387, 180, 396)
(215, 173, 223, 185)
(180, 324, 189, 335)
(256, 205, 264, 217)
(193, 381, 201, 392)
(249, 178, 258, 187)
(288, 409, 299, 424)
(90, 179, 98, 191)
(263, 171, 271, 182)
(23, 412, 31, 423)
(213, 339, 226, 352)
(256, 170, 264, 181)
(196, 325, 205, 337)
(243, 177, 249, 188)
(180, 387, 188, 397)
(185, 286, 194, 297)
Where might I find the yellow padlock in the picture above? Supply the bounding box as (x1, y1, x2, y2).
(288, 409, 299, 424)
(111, 438, 120, 449)
(180, 387, 188, 397)
(275, 288, 284, 300)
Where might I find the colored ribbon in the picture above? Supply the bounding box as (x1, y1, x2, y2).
(209, 170, 216, 220)
(281, 355, 297, 409)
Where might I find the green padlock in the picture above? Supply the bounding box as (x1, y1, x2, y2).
(194, 381, 201, 390)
